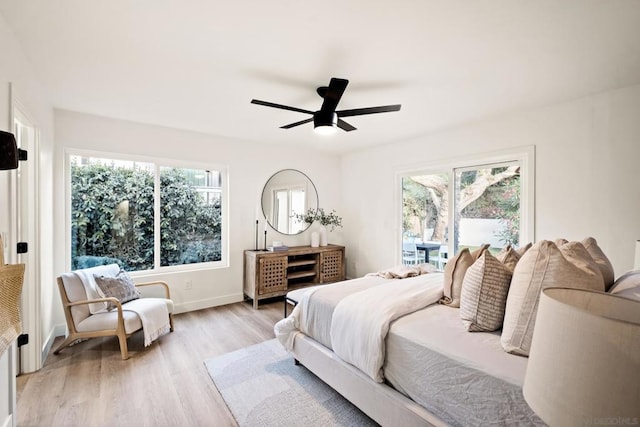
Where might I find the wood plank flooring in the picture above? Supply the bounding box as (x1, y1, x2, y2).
(16, 299, 284, 427)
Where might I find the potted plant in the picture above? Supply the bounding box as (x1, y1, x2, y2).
(293, 208, 342, 246)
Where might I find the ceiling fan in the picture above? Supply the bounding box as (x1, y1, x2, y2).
(251, 77, 401, 134)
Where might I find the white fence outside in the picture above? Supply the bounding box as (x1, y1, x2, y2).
(459, 218, 508, 248)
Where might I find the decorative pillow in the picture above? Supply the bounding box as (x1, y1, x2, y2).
(440, 244, 490, 308)
(470, 244, 491, 260)
(501, 240, 604, 356)
(460, 251, 513, 332)
(515, 242, 532, 257)
(609, 270, 640, 297)
(440, 248, 473, 307)
(611, 284, 640, 301)
(94, 270, 140, 310)
(496, 244, 520, 272)
(582, 237, 615, 291)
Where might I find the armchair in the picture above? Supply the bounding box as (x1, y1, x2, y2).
(54, 264, 174, 360)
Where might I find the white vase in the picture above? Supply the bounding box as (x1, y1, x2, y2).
(310, 232, 320, 247)
(319, 226, 328, 246)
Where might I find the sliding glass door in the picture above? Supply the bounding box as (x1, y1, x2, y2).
(400, 148, 534, 267)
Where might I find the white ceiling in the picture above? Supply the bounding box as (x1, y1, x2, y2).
(1, 1, 640, 154)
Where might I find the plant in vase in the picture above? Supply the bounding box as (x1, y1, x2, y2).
(293, 208, 342, 247)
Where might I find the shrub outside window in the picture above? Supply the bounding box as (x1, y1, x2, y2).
(70, 154, 225, 271)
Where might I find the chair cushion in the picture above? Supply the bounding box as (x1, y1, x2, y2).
(77, 309, 143, 334)
(94, 270, 140, 310)
(76, 298, 173, 334)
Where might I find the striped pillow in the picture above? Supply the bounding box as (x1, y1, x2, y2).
(460, 251, 513, 332)
(440, 244, 490, 308)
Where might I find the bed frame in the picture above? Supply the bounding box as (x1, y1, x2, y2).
(291, 332, 447, 427)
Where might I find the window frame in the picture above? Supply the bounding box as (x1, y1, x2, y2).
(65, 149, 229, 273)
(395, 146, 535, 264)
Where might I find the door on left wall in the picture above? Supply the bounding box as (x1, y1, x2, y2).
(12, 104, 41, 375)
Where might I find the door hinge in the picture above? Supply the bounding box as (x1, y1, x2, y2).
(18, 149, 27, 161)
(17, 334, 28, 347)
(17, 242, 28, 254)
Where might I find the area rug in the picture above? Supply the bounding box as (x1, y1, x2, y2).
(205, 339, 378, 426)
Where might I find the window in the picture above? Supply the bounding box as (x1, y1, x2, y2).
(400, 148, 534, 264)
(69, 153, 226, 271)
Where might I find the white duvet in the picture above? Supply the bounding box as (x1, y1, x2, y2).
(275, 272, 444, 382)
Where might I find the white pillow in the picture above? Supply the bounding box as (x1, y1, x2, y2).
(609, 270, 640, 301)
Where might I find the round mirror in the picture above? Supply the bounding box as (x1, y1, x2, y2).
(262, 169, 318, 235)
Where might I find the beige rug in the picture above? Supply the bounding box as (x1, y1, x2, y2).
(205, 339, 378, 426)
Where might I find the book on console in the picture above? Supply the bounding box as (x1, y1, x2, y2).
(267, 245, 289, 252)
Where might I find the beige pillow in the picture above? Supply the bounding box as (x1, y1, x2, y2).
(440, 244, 490, 308)
(440, 248, 473, 308)
(582, 237, 615, 290)
(496, 244, 520, 272)
(501, 240, 604, 356)
(515, 242, 532, 257)
(460, 251, 513, 332)
(471, 244, 490, 260)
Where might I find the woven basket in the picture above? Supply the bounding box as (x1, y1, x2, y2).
(0, 236, 25, 356)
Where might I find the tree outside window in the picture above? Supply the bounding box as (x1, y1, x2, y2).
(402, 162, 522, 259)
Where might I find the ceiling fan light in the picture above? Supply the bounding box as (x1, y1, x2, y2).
(313, 112, 337, 135)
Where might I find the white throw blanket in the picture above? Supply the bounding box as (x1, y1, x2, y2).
(365, 263, 437, 279)
(275, 273, 444, 382)
(74, 264, 121, 314)
(123, 298, 171, 347)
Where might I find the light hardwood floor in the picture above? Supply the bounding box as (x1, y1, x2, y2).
(16, 299, 284, 426)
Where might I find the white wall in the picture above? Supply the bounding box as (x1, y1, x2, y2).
(0, 12, 54, 425)
(341, 84, 640, 278)
(53, 110, 342, 324)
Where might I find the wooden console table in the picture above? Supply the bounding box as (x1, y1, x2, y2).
(243, 245, 345, 309)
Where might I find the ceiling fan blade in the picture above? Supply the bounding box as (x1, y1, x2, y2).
(280, 117, 314, 129)
(251, 99, 314, 115)
(320, 78, 349, 112)
(337, 119, 357, 132)
(337, 104, 401, 117)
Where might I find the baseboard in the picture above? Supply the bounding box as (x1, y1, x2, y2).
(40, 294, 244, 364)
(1, 414, 12, 427)
(174, 293, 244, 313)
(41, 324, 67, 365)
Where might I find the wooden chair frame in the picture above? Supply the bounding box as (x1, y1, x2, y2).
(54, 279, 174, 360)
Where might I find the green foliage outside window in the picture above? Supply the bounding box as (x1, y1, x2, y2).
(71, 160, 222, 271)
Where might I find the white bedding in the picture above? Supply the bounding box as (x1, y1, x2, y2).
(275, 272, 444, 382)
(385, 304, 544, 426)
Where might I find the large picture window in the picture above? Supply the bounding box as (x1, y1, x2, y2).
(400, 148, 534, 266)
(69, 153, 225, 271)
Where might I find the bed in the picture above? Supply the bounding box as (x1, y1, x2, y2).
(274, 237, 625, 426)
(274, 271, 544, 426)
